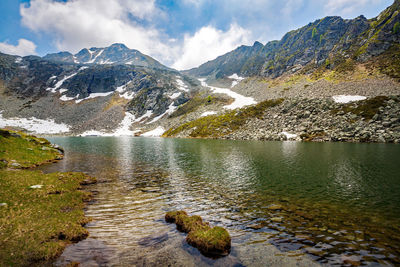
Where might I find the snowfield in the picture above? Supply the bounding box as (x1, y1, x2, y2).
(141, 126, 165, 137)
(199, 78, 256, 110)
(81, 112, 138, 136)
(200, 111, 217, 117)
(0, 111, 70, 134)
(176, 77, 189, 92)
(332, 95, 367, 103)
(280, 131, 298, 140)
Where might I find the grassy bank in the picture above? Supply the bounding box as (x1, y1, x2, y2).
(0, 129, 96, 266)
(163, 98, 283, 138)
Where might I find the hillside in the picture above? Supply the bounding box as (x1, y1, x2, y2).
(0, 44, 201, 135)
(186, 0, 400, 80)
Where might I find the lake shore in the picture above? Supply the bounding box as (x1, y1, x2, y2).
(0, 129, 96, 266)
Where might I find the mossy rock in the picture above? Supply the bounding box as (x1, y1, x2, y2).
(0, 129, 11, 137)
(187, 226, 231, 257)
(176, 214, 207, 233)
(165, 210, 188, 223)
(165, 210, 231, 257)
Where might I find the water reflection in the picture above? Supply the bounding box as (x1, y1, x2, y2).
(40, 137, 400, 266)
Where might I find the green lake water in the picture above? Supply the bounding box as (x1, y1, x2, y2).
(41, 137, 400, 266)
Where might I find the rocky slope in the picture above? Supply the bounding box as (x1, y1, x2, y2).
(0, 45, 201, 135)
(163, 96, 400, 143)
(186, 0, 400, 80)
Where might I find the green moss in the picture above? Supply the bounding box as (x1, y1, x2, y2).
(0, 170, 94, 266)
(187, 226, 231, 256)
(312, 27, 318, 39)
(0, 129, 61, 168)
(165, 211, 231, 257)
(372, 44, 400, 80)
(163, 98, 284, 138)
(331, 96, 389, 120)
(394, 22, 400, 34)
(165, 210, 188, 223)
(0, 130, 96, 266)
(169, 94, 229, 119)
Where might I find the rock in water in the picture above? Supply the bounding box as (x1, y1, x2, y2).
(165, 210, 231, 257)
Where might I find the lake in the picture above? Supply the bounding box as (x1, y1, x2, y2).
(41, 137, 400, 266)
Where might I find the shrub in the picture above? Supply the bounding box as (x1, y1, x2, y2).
(393, 22, 400, 34)
(312, 27, 318, 39)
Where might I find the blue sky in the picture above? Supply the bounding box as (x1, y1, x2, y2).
(0, 0, 394, 69)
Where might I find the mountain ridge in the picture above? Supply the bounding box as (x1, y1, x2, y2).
(43, 43, 170, 70)
(186, 0, 400, 80)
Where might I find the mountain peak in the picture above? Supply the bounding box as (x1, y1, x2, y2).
(110, 43, 128, 49)
(43, 43, 169, 70)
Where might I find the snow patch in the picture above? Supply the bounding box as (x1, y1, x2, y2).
(199, 78, 256, 110)
(200, 111, 217, 117)
(81, 112, 137, 136)
(75, 92, 114, 103)
(86, 49, 104, 64)
(229, 73, 245, 88)
(176, 77, 189, 92)
(113, 112, 136, 136)
(73, 55, 79, 64)
(133, 110, 153, 123)
(120, 91, 135, 100)
(228, 73, 245, 80)
(15, 57, 22, 63)
(147, 102, 177, 124)
(116, 81, 135, 99)
(141, 126, 165, 137)
(60, 94, 76, 101)
(332, 95, 367, 104)
(29, 185, 43, 189)
(280, 131, 297, 140)
(169, 92, 181, 99)
(0, 111, 70, 134)
(47, 72, 78, 93)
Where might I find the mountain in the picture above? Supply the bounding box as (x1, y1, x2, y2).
(0, 50, 199, 135)
(44, 43, 169, 70)
(186, 0, 400, 80)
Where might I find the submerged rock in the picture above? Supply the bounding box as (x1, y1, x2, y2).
(268, 204, 284, 210)
(165, 210, 231, 257)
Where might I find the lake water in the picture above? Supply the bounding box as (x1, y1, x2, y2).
(41, 137, 400, 266)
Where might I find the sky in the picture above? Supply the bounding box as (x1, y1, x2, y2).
(0, 0, 394, 70)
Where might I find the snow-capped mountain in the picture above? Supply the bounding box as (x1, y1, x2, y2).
(44, 43, 169, 70)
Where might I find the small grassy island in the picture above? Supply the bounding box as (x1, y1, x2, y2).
(0, 129, 96, 266)
(165, 210, 231, 257)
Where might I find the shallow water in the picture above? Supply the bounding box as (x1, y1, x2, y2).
(41, 137, 400, 266)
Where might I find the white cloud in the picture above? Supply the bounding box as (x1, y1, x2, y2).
(323, 0, 386, 15)
(172, 24, 251, 70)
(20, 0, 172, 62)
(0, 39, 37, 56)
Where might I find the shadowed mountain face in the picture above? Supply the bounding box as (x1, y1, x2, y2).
(44, 43, 169, 70)
(186, 0, 400, 79)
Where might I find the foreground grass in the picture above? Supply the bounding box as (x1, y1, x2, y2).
(0, 129, 62, 168)
(0, 129, 96, 266)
